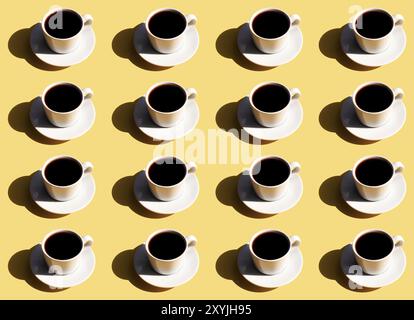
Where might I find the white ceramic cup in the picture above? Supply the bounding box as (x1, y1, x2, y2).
(145, 229, 197, 275)
(41, 229, 93, 275)
(145, 82, 197, 128)
(41, 8, 93, 54)
(249, 230, 301, 275)
(249, 82, 301, 127)
(145, 156, 197, 201)
(249, 8, 300, 54)
(352, 229, 403, 275)
(41, 82, 94, 128)
(249, 156, 301, 201)
(41, 155, 94, 201)
(145, 8, 197, 54)
(352, 8, 404, 54)
(352, 155, 404, 202)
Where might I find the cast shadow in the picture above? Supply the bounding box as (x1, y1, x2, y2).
(9, 101, 65, 145)
(112, 175, 169, 219)
(8, 28, 66, 71)
(112, 27, 170, 71)
(8, 175, 66, 219)
(112, 249, 170, 292)
(216, 249, 273, 292)
(112, 101, 162, 145)
(9, 248, 67, 292)
(216, 27, 273, 71)
(319, 175, 378, 219)
(319, 28, 377, 72)
(319, 102, 376, 145)
(216, 175, 274, 219)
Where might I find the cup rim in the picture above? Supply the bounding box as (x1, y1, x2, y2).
(352, 8, 395, 41)
(41, 82, 84, 115)
(249, 8, 292, 40)
(41, 155, 84, 189)
(41, 8, 84, 41)
(145, 155, 188, 189)
(249, 229, 292, 262)
(145, 229, 188, 262)
(41, 229, 84, 262)
(145, 8, 188, 41)
(249, 82, 291, 115)
(352, 229, 395, 262)
(352, 81, 395, 115)
(249, 156, 291, 188)
(352, 155, 395, 189)
(145, 82, 188, 115)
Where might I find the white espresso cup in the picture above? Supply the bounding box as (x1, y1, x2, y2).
(352, 8, 404, 54)
(41, 155, 94, 201)
(249, 82, 301, 127)
(145, 229, 197, 275)
(145, 82, 197, 128)
(249, 156, 301, 201)
(249, 229, 301, 275)
(41, 8, 93, 54)
(41, 229, 93, 275)
(352, 155, 404, 202)
(352, 229, 403, 275)
(249, 8, 300, 54)
(41, 82, 94, 128)
(145, 156, 197, 201)
(145, 8, 197, 54)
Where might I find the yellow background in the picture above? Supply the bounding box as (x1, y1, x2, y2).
(1, 0, 412, 299)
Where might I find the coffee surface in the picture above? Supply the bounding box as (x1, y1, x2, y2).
(45, 9, 83, 39)
(252, 158, 291, 186)
(148, 10, 187, 39)
(148, 158, 187, 186)
(45, 158, 83, 186)
(355, 84, 394, 113)
(148, 84, 187, 113)
(252, 10, 290, 39)
(148, 232, 187, 260)
(355, 10, 394, 39)
(355, 158, 394, 186)
(45, 231, 83, 260)
(356, 231, 394, 260)
(252, 231, 290, 260)
(44, 83, 83, 113)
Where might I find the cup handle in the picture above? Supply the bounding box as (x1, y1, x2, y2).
(186, 88, 197, 100)
(186, 14, 197, 26)
(290, 14, 301, 26)
(290, 235, 301, 247)
(83, 14, 94, 26)
(186, 161, 197, 174)
(290, 88, 301, 100)
(82, 88, 94, 100)
(393, 162, 404, 174)
(83, 235, 94, 247)
(82, 162, 94, 175)
(290, 162, 301, 174)
(393, 14, 404, 26)
(393, 88, 404, 100)
(186, 235, 197, 247)
(393, 235, 404, 248)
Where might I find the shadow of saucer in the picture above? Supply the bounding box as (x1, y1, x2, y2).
(319, 102, 376, 145)
(112, 249, 170, 292)
(8, 27, 67, 71)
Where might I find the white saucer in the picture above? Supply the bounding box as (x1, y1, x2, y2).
(30, 23, 96, 67)
(134, 97, 199, 141)
(30, 244, 95, 289)
(133, 244, 199, 288)
(133, 24, 199, 67)
(238, 244, 303, 288)
(238, 97, 303, 141)
(30, 97, 96, 141)
(30, 171, 96, 215)
(340, 171, 406, 215)
(237, 23, 303, 67)
(134, 171, 199, 215)
(340, 23, 406, 67)
(341, 244, 406, 289)
(341, 97, 406, 141)
(238, 170, 303, 215)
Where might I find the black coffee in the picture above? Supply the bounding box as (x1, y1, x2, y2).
(355, 84, 393, 113)
(252, 10, 290, 39)
(148, 84, 187, 113)
(252, 158, 290, 187)
(148, 231, 187, 260)
(355, 10, 394, 39)
(355, 157, 393, 187)
(148, 10, 187, 39)
(45, 84, 83, 113)
(45, 9, 83, 39)
(252, 84, 291, 113)
(148, 157, 187, 186)
(45, 231, 83, 260)
(252, 231, 290, 260)
(45, 157, 83, 186)
(355, 231, 393, 260)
